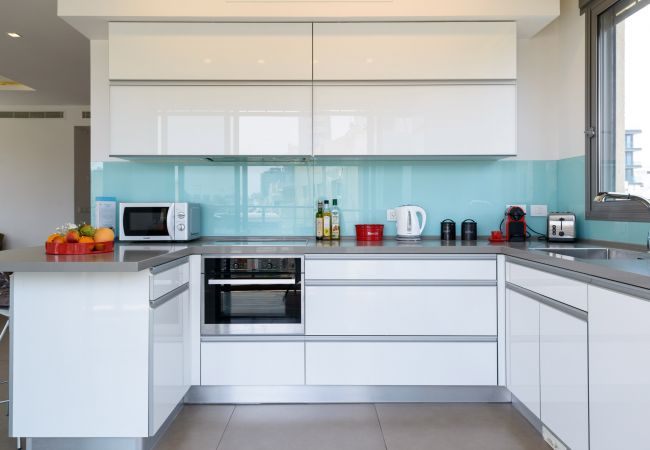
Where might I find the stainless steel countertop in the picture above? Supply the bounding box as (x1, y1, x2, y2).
(2, 237, 650, 291)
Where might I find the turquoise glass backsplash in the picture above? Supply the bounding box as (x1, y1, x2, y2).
(557, 155, 650, 245)
(92, 159, 558, 237)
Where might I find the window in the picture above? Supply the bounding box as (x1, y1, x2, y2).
(585, 0, 650, 220)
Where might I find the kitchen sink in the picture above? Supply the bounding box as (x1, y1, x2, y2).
(534, 247, 650, 260)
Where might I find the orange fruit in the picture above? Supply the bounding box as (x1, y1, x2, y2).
(51, 235, 65, 244)
(79, 236, 94, 244)
(94, 228, 115, 243)
(46, 233, 61, 243)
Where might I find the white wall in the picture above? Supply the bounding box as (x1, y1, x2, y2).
(0, 106, 90, 250)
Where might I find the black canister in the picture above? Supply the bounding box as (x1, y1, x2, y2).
(440, 219, 456, 241)
(461, 219, 478, 241)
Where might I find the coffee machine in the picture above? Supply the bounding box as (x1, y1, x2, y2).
(505, 206, 526, 242)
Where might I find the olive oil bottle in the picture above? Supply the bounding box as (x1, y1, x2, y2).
(331, 199, 340, 240)
(323, 200, 332, 240)
(315, 201, 324, 240)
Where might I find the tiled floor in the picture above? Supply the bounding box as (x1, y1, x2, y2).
(0, 316, 548, 450)
(155, 403, 549, 450)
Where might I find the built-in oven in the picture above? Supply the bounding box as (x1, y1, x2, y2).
(201, 256, 304, 335)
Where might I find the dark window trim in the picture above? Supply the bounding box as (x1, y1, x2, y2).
(584, 0, 650, 222)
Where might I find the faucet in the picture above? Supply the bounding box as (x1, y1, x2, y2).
(594, 192, 650, 209)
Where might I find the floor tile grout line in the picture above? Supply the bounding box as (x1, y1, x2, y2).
(373, 404, 389, 450)
(215, 405, 237, 450)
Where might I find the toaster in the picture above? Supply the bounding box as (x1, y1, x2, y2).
(547, 212, 577, 242)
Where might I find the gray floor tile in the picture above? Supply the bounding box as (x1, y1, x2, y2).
(156, 405, 234, 450)
(217, 404, 387, 450)
(376, 403, 549, 450)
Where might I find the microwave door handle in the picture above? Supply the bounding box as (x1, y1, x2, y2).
(166, 206, 175, 239)
(208, 279, 297, 286)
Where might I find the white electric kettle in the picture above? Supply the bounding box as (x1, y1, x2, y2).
(395, 205, 427, 240)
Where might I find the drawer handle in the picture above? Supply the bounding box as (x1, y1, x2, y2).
(208, 278, 296, 286)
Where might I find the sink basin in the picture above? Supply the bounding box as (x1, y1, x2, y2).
(534, 247, 650, 260)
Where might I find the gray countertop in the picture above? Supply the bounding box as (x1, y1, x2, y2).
(2, 237, 650, 290)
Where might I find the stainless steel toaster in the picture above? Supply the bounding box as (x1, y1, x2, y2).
(547, 212, 577, 242)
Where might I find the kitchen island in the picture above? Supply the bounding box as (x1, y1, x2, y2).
(2, 238, 650, 450)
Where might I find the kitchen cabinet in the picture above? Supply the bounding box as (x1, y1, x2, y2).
(588, 285, 650, 450)
(110, 85, 312, 157)
(313, 22, 517, 80)
(306, 285, 496, 336)
(306, 341, 497, 385)
(150, 284, 191, 435)
(312, 84, 516, 157)
(109, 22, 312, 81)
(201, 341, 305, 385)
(506, 288, 540, 419)
(539, 303, 588, 450)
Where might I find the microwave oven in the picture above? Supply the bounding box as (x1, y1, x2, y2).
(119, 202, 201, 241)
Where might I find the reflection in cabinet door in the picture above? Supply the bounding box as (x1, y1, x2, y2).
(110, 85, 312, 157)
(313, 84, 516, 157)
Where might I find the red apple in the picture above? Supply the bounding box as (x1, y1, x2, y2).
(66, 230, 80, 243)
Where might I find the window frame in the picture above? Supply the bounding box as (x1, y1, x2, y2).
(584, 0, 650, 221)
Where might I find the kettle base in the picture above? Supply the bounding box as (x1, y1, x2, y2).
(396, 235, 422, 241)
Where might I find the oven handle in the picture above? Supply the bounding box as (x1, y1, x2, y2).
(207, 278, 297, 286)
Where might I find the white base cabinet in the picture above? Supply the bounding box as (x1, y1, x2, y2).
(306, 341, 497, 386)
(306, 285, 496, 336)
(539, 304, 588, 450)
(506, 288, 540, 418)
(588, 285, 650, 450)
(150, 286, 190, 435)
(201, 342, 305, 386)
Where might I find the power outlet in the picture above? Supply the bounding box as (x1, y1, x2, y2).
(531, 204, 548, 217)
(542, 427, 567, 450)
(387, 209, 397, 221)
(506, 204, 527, 214)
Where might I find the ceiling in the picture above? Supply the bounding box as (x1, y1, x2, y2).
(0, 0, 89, 105)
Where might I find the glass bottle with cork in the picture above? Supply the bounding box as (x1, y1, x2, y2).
(323, 200, 332, 240)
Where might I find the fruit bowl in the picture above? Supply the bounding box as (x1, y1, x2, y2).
(45, 241, 114, 255)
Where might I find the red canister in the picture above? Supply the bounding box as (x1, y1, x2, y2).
(355, 224, 384, 241)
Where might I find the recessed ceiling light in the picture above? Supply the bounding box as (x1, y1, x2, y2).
(7, 32, 22, 38)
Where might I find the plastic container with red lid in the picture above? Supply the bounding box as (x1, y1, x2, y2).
(355, 224, 384, 241)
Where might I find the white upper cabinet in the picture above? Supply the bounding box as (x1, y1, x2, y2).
(313, 22, 517, 80)
(313, 84, 516, 156)
(110, 85, 312, 156)
(109, 22, 312, 81)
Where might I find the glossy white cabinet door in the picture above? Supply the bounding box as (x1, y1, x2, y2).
(150, 261, 190, 300)
(306, 341, 497, 385)
(313, 84, 516, 156)
(110, 85, 312, 156)
(306, 286, 496, 336)
(313, 22, 516, 80)
(109, 22, 312, 81)
(506, 288, 540, 419)
(150, 288, 190, 436)
(589, 286, 650, 450)
(201, 342, 305, 385)
(507, 262, 588, 311)
(539, 304, 588, 450)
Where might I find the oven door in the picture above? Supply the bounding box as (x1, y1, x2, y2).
(119, 203, 174, 241)
(202, 276, 304, 335)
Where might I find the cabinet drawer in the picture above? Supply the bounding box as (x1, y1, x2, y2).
(506, 262, 587, 311)
(201, 342, 305, 386)
(306, 341, 496, 385)
(150, 260, 189, 301)
(109, 22, 312, 80)
(306, 257, 496, 281)
(306, 286, 496, 336)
